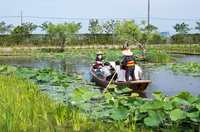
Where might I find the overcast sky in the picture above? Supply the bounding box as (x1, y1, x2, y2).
(1, 0, 200, 35)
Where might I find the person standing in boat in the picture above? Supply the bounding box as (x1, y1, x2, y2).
(95, 51, 104, 66)
(121, 48, 136, 81)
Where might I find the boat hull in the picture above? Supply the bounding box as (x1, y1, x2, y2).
(90, 66, 151, 93)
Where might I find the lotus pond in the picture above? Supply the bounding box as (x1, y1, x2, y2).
(0, 52, 199, 99)
(0, 51, 200, 130)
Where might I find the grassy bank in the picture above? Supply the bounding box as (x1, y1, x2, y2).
(0, 74, 134, 132)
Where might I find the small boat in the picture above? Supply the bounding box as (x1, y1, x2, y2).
(90, 66, 151, 93)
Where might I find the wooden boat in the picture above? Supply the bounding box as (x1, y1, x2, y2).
(90, 66, 151, 93)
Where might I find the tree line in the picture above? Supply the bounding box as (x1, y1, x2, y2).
(0, 19, 200, 59)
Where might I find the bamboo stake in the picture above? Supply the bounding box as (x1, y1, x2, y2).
(103, 65, 121, 95)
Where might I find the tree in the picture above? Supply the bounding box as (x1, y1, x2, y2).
(103, 19, 118, 45)
(140, 20, 158, 44)
(40, 21, 53, 32)
(0, 21, 13, 34)
(173, 22, 191, 34)
(40, 21, 53, 45)
(47, 22, 81, 52)
(115, 20, 147, 60)
(23, 22, 38, 34)
(88, 19, 103, 45)
(12, 26, 29, 45)
(195, 19, 200, 32)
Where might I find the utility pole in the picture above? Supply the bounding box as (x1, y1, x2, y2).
(148, 0, 150, 32)
(21, 11, 23, 27)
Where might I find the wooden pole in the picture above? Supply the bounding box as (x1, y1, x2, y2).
(103, 65, 121, 95)
(148, 0, 150, 32)
(21, 11, 23, 27)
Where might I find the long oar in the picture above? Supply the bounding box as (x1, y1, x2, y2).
(103, 65, 121, 95)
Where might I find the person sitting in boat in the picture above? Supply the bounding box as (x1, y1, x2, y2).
(121, 48, 136, 81)
(95, 51, 104, 66)
(103, 67, 118, 81)
(102, 62, 111, 77)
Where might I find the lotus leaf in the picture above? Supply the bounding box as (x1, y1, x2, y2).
(0, 65, 4, 71)
(196, 103, 200, 110)
(36, 73, 50, 82)
(121, 87, 132, 92)
(76, 75, 83, 80)
(187, 111, 200, 122)
(109, 98, 115, 105)
(114, 88, 123, 93)
(70, 96, 83, 104)
(186, 96, 197, 104)
(108, 84, 117, 89)
(152, 91, 163, 100)
(169, 109, 186, 121)
(144, 110, 166, 126)
(110, 106, 129, 120)
(82, 94, 91, 101)
(131, 93, 139, 97)
(144, 100, 163, 111)
(79, 87, 90, 93)
(134, 98, 146, 107)
(105, 92, 112, 99)
(133, 110, 148, 121)
(53, 70, 62, 76)
(79, 103, 91, 110)
(62, 84, 70, 88)
(163, 102, 173, 110)
(71, 88, 83, 96)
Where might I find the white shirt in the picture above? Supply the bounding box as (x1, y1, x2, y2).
(134, 65, 142, 80)
(118, 69, 126, 82)
(102, 66, 111, 77)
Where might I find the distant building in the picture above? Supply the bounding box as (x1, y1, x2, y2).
(159, 32, 170, 37)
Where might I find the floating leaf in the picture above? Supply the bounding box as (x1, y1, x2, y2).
(121, 87, 132, 92)
(108, 84, 117, 89)
(62, 84, 70, 88)
(79, 87, 90, 93)
(114, 88, 123, 94)
(110, 106, 129, 120)
(169, 109, 186, 121)
(187, 111, 200, 122)
(70, 96, 83, 104)
(131, 93, 139, 97)
(163, 102, 173, 110)
(152, 91, 163, 100)
(144, 110, 166, 126)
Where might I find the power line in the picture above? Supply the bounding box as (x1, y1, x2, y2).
(0, 15, 199, 21)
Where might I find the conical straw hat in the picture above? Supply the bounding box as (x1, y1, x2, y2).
(122, 48, 133, 56)
(97, 51, 103, 55)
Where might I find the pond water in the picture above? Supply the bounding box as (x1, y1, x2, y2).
(0, 54, 200, 99)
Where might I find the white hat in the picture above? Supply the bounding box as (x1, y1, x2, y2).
(122, 48, 133, 56)
(97, 51, 103, 55)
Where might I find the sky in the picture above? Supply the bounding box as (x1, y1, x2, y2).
(1, 0, 200, 35)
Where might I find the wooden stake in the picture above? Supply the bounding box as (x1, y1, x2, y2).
(103, 65, 121, 95)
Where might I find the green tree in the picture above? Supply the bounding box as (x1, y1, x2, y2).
(40, 21, 53, 32)
(40, 21, 53, 45)
(12, 26, 29, 45)
(173, 22, 191, 34)
(195, 19, 200, 32)
(88, 19, 103, 45)
(103, 19, 118, 45)
(140, 20, 159, 44)
(47, 22, 81, 52)
(0, 21, 13, 34)
(115, 20, 147, 60)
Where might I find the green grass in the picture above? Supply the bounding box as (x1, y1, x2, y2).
(0, 74, 140, 132)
